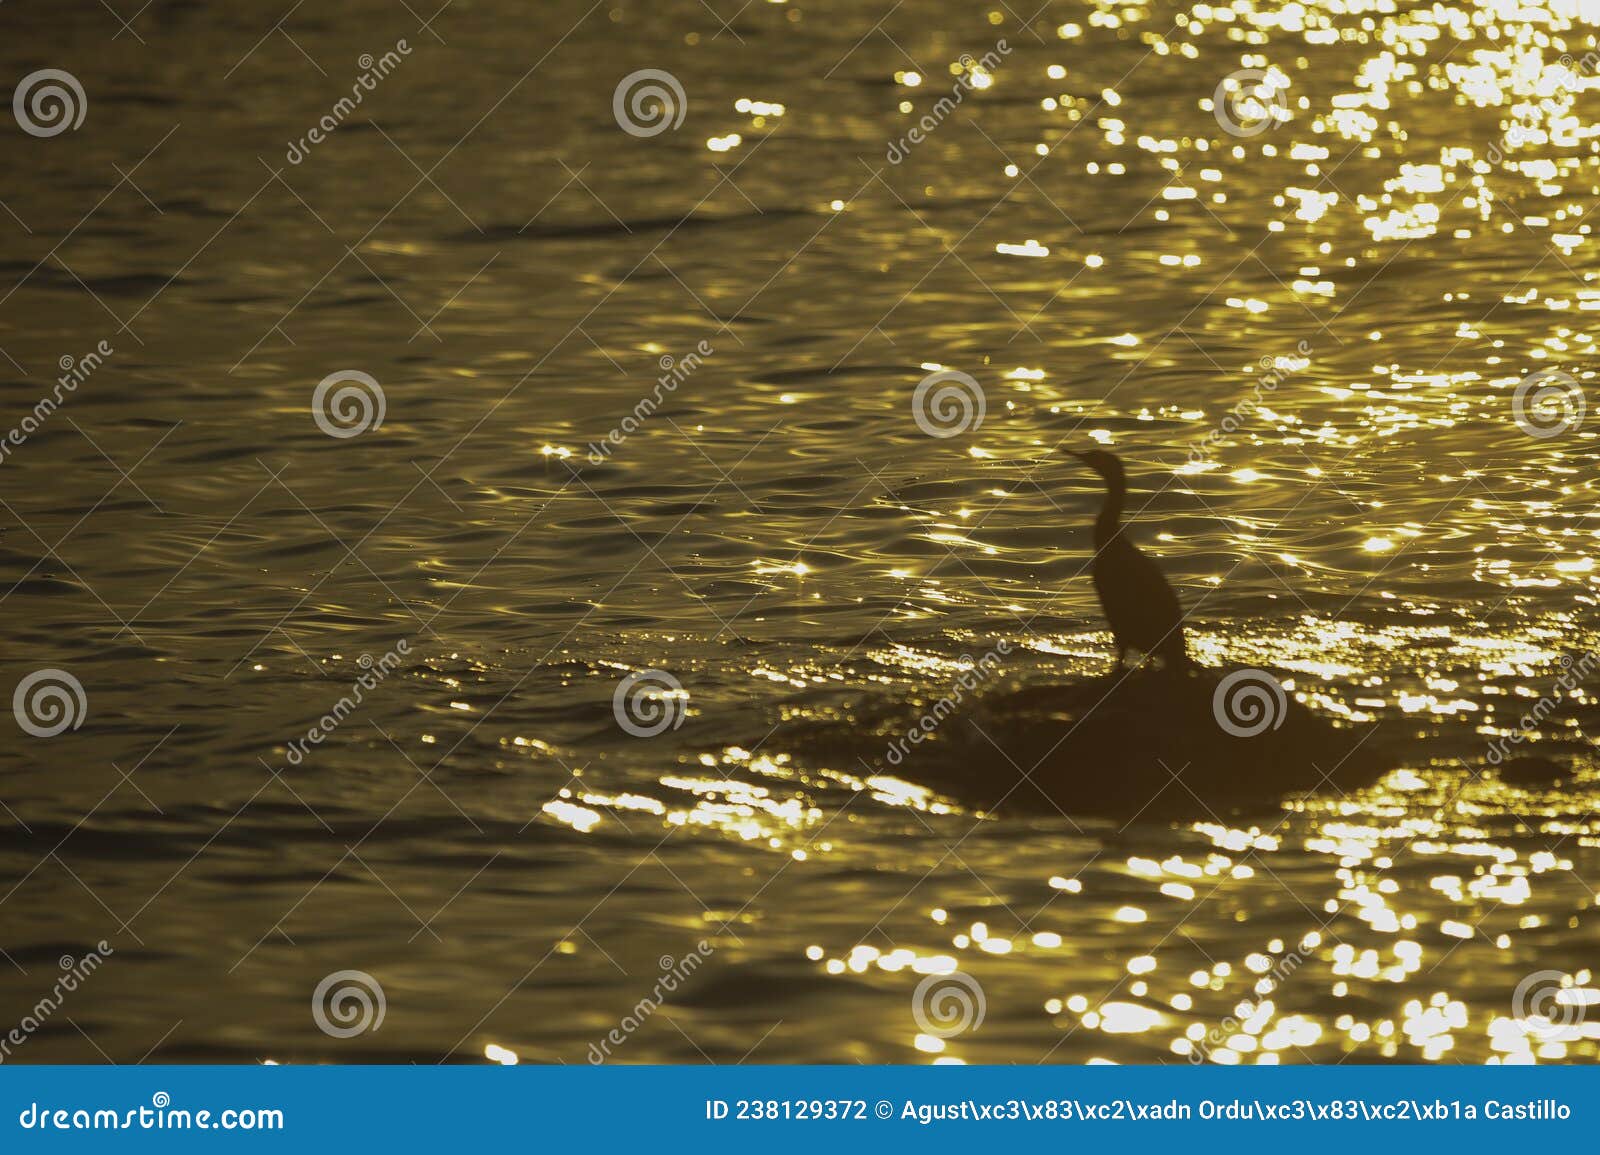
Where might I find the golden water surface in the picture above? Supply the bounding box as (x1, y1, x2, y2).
(0, 0, 1597, 1064)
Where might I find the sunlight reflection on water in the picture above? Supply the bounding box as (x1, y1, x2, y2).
(1, 0, 1598, 1064)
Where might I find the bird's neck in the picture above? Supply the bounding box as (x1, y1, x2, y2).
(1093, 481, 1124, 547)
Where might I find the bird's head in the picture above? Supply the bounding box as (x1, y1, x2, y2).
(1067, 448, 1125, 488)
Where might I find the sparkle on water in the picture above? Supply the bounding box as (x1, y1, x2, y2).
(2, 0, 1598, 1064)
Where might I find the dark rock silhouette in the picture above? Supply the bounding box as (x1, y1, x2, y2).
(1496, 755, 1569, 787)
(889, 666, 1399, 818)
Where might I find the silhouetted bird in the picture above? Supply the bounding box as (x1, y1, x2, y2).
(1068, 449, 1191, 673)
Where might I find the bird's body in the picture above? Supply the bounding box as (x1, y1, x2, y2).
(1071, 450, 1190, 672)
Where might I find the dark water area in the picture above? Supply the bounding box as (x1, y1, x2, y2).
(1, 0, 1598, 1065)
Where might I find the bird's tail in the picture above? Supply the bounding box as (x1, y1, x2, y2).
(1159, 635, 1197, 674)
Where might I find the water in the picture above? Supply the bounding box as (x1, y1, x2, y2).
(1, 0, 1598, 1065)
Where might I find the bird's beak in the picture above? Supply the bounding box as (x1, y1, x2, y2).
(1065, 450, 1088, 464)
